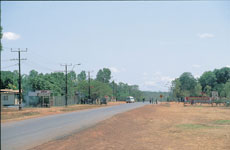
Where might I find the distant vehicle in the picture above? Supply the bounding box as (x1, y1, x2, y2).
(100, 97, 107, 105)
(126, 96, 135, 103)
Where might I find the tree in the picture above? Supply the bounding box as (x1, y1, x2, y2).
(90, 80, 112, 99)
(96, 68, 111, 83)
(214, 67, 230, 84)
(179, 72, 197, 91)
(76, 79, 112, 100)
(0, 26, 2, 52)
(204, 85, 212, 97)
(213, 83, 225, 97)
(199, 71, 217, 90)
(77, 71, 86, 81)
(194, 83, 202, 96)
(67, 71, 77, 96)
(76, 80, 88, 98)
(0, 71, 18, 89)
(171, 78, 182, 98)
(222, 82, 230, 98)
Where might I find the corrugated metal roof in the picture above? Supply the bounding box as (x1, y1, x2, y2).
(0, 89, 20, 93)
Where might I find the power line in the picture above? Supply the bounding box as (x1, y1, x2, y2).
(29, 50, 59, 66)
(1, 59, 12, 62)
(2, 63, 18, 69)
(25, 59, 56, 72)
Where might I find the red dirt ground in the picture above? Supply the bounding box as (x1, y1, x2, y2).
(30, 102, 230, 150)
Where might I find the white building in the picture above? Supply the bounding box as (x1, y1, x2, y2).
(1, 89, 20, 106)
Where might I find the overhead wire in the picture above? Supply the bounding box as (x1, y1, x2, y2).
(2, 63, 18, 69)
(29, 50, 60, 66)
(24, 59, 56, 72)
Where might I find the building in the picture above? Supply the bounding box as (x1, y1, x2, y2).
(1, 89, 20, 106)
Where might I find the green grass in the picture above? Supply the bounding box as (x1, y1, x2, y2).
(176, 124, 214, 129)
(60, 108, 78, 112)
(213, 120, 230, 125)
(23, 112, 40, 116)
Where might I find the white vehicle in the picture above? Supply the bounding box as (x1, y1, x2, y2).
(126, 96, 135, 103)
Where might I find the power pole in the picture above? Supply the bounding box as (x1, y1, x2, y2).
(11, 48, 27, 110)
(112, 80, 115, 100)
(88, 71, 91, 100)
(60, 64, 72, 107)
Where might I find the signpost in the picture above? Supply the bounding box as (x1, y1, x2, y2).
(36, 90, 51, 96)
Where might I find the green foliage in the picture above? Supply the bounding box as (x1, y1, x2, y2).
(214, 67, 230, 84)
(171, 67, 230, 99)
(179, 72, 197, 91)
(77, 71, 86, 81)
(76, 80, 88, 97)
(171, 78, 183, 98)
(171, 73, 198, 98)
(96, 68, 111, 83)
(223, 82, 230, 98)
(90, 80, 112, 99)
(194, 83, 202, 96)
(0, 26, 2, 52)
(176, 124, 214, 129)
(115, 82, 143, 101)
(1, 71, 19, 89)
(204, 85, 212, 97)
(199, 71, 217, 90)
(213, 120, 230, 125)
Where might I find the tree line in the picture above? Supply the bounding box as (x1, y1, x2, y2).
(1, 68, 144, 101)
(171, 67, 230, 99)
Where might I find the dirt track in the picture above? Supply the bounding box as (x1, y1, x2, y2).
(30, 103, 230, 150)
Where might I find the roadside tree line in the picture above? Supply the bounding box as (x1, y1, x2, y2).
(1, 68, 143, 101)
(171, 67, 230, 99)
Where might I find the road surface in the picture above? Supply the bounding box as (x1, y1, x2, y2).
(1, 102, 147, 150)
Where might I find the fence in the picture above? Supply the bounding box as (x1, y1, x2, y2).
(23, 95, 80, 107)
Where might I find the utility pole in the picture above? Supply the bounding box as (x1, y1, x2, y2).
(88, 71, 91, 100)
(60, 64, 72, 107)
(112, 80, 115, 100)
(11, 48, 27, 110)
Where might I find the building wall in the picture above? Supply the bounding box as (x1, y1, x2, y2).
(1, 93, 18, 106)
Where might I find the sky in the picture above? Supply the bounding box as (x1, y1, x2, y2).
(1, 1, 230, 92)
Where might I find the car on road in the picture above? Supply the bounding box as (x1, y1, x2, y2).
(100, 97, 107, 105)
(126, 96, 135, 103)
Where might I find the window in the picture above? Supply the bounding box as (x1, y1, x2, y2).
(3, 95, 8, 101)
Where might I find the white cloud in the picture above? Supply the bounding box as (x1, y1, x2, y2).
(226, 65, 230, 68)
(3, 32, 20, 40)
(197, 33, 214, 39)
(192, 64, 201, 68)
(109, 67, 120, 73)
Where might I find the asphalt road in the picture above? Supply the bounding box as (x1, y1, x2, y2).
(1, 102, 147, 150)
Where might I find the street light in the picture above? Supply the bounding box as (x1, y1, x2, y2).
(72, 63, 81, 70)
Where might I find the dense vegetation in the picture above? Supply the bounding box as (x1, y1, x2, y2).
(171, 67, 230, 99)
(0, 68, 145, 101)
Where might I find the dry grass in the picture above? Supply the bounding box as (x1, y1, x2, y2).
(1, 101, 126, 123)
(30, 102, 230, 150)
